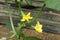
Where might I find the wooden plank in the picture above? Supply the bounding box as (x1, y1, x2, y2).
(0, 4, 60, 24)
(0, 0, 44, 7)
(0, 2, 60, 33)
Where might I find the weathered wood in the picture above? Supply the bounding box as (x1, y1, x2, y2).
(0, 0, 44, 7)
(0, 0, 60, 33)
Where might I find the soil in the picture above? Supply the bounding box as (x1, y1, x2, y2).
(0, 24, 60, 40)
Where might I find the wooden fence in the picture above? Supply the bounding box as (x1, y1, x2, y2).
(0, 0, 60, 34)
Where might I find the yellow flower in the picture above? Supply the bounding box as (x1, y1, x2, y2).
(21, 12, 33, 22)
(34, 21, 42, 33)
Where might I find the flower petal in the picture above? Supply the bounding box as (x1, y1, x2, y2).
(34, 21, 43, 33)
(21, 12, 33, 22)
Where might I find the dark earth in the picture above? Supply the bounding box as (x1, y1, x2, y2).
(0, 24, 60, 40)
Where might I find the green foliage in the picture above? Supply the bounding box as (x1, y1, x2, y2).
(23, 36, 42, 40)
(5, 0, 60, 40)
(5, 0, 45, 40)
(45, 0, 60, 10)
(17, 23, 25, 37)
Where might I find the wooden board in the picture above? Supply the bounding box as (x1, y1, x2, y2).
(0, 0, 44, 7)
(0, 0, 60, 33)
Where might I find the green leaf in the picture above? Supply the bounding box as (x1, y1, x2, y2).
(5, 23, 12, 29)
(23, 36, 42, 40)
(45, 0, 60, 10)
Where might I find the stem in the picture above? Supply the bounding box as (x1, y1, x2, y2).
(25, 3, 46, 27)
(17, 0, 24, 39)
(17, 23, 25, 40)
(31, 3, 46, 23)
(5, 0, 17, 37)
(17, 0, 23, 19)
(25, 0, 32, 5)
